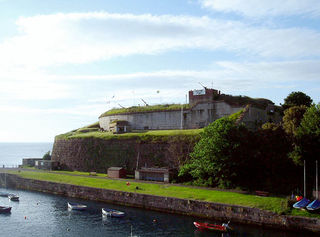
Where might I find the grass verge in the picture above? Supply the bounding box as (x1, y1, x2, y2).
(9, 170, 287, 214)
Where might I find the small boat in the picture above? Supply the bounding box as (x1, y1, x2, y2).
(293, 197, 310, 209)
(8, 194, 19, 201)
(306, 199, 320, 212)
(0, 206, 11, 214)
(67, 202, 87, 211)
(193, 221, 232, 232)
(0, 192, 10, 197)
(102, 208, 125, 217)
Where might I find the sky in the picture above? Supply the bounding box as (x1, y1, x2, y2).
(0, 0, 320, 142)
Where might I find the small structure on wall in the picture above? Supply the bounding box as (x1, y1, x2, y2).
(109, 120, 131, 134)
(135, 167, 174, 182)
(35, 160, 59, 170)
(22, 158, 42, 167)
(107, 167, 127, 178)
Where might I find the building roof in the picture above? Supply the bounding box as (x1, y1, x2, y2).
(108, 167, 125, 171)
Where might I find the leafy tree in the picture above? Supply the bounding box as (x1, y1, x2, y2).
(256, 125, 298, 193)
(290, 104, 320, 165)
(282, 91, 312, 110)
(282, 105, 307, 136)
(43, 151, 51, 160)
(179, 117, 253, 188)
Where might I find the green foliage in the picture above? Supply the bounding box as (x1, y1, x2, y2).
(85, 121, 100, 128)
(282, 91, 312, 110)
(290, 104, 320, 165)
(76, 128, 99, 133)
(56, 129, 202, 142)
(42, 151, 51, 160)
(179, 117, 252, 188)
(99, 104, 189, 117)
(282, 105, 307, 136)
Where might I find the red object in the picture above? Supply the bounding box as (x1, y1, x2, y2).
(296, 196, 303, 201)
(126, 182, 130, 186)
(193, 222, 227, 232)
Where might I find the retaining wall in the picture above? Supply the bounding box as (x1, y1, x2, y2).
(0, 173, 319, 233)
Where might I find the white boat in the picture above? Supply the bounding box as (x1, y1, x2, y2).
(8, 194, 19, 201)
(102, 208, 125, 217)
(67, 202, 87, 211)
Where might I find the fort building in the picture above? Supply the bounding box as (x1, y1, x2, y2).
(99, 88, 281, 132)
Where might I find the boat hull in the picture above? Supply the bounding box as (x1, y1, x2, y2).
(193, 222, 228, 232)
(8, 194, 19, 201)
(0, 206, 11, 214)
(67, 202, 87, 211)
(102, 208, 125, 218)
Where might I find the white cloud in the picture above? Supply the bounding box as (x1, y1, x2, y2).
(0, 12, 320, 71)
(200, 0, 320, 18)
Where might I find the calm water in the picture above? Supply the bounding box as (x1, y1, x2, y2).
(0, 188, 317, 237)
(0, 143, 53, 166)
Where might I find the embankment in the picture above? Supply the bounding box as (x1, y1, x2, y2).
(51, 134, 198, 173)
(1, 173, 319, 233)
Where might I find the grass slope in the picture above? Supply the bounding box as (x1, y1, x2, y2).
(56, 129, 203, 141)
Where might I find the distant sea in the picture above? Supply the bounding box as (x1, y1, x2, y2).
(0, 142, 53, 166)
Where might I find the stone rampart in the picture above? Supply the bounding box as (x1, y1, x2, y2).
(0, 173, 319, 233)
(51, 136, 198, 173)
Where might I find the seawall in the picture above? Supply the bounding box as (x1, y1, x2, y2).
(1, 173, 319, 233)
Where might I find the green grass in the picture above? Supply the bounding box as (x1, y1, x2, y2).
(51, 170, 107, 177)
(10, 170, 287, 214)
(56, 129, 203, 141)
(99, 104, 190, 118)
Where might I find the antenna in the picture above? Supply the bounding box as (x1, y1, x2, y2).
(198, 82, 207, 89)
(140, 98, 149, 106)
(118, 104, 125, 109)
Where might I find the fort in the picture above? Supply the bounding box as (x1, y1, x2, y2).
(51, 88, 282, 173)
(99, 87, 281, 133)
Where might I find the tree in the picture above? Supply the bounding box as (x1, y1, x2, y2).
(282, 91, 312, 110)
(290, 103, 320, 165)
(179, 117, 253, 188)
(282, 105, 307, 136)
(43, 151, 51, 160)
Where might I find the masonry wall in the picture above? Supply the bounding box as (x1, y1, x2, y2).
(51, 136, 198, 173)
(99, 101, 245, 131)
(1, 173, 319, 233)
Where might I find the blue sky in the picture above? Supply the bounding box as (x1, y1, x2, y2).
(0, 0, 320, 142)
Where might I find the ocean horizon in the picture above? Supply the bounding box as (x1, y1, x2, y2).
(0, 142, 53, 166)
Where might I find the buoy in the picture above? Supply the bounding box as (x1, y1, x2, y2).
(24, 216, 27, 219)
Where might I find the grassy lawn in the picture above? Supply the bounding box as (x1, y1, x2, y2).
(51, 170, 107, 178)
(57, 128, 203, 140)
(9, 170, 287, 214)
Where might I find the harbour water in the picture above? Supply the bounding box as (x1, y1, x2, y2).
(0, 188, 318, 237)
(0, 142, 53, 166)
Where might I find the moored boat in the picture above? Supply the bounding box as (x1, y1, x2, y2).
(293, 197, 310, 209)
(306, 199, 320, 212)
(67, 202, 87, 211)
(8, 194, 19, 201)
(102, 208, 125, 218)
(0, 206, 11, 214)
(193, 221, 232, 232)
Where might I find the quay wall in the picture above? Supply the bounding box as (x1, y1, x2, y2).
(1, 173, 319, 233)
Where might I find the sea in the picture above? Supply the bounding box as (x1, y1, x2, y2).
(0, 142, 53, 167)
